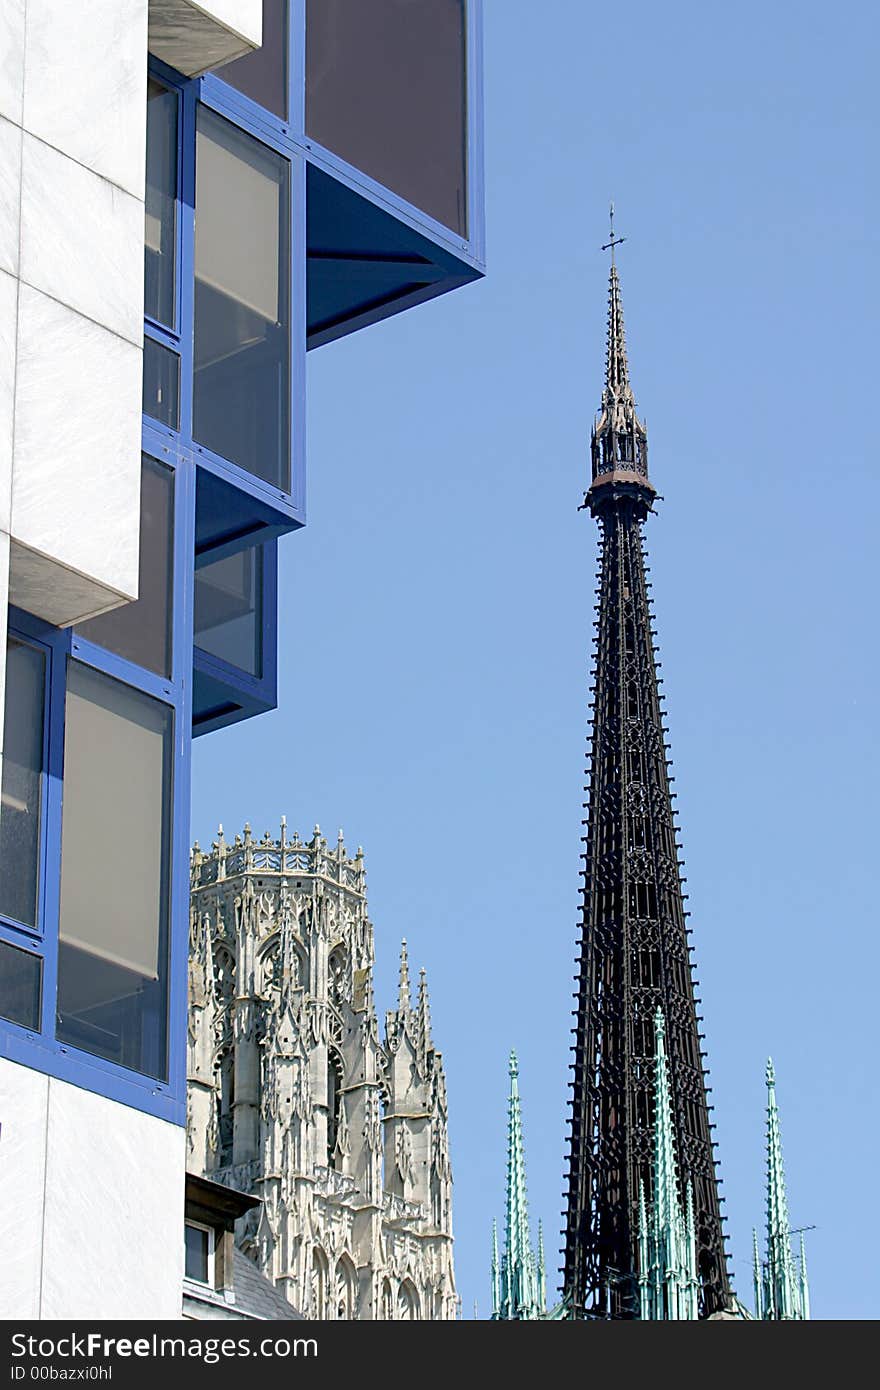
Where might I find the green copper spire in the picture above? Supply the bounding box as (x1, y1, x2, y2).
(755, 1059, 810, 1319)
(637, 1009, 700, 1319)
(491, 1220, 501, 1318)
(537, 1221, 547, 1316)
(492, 1050, 543, 1319)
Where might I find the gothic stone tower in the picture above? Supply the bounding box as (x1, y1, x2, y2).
(187, 822, 456, 1320)
(562, 238, 731, 1319)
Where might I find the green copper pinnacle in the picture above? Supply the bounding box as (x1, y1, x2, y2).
(491, 1050, 546, 1319)
(753, 1059, 810, 1319)
(637, 1008, 700, 1319)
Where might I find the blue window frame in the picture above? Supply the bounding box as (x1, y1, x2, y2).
(1, 2, 484, 1121)
(0, 438, 194, 1123)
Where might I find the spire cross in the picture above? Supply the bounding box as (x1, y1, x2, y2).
(600, 201, 626, 265)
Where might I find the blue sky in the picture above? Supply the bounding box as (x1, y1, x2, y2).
(193, 0, 879, 1319)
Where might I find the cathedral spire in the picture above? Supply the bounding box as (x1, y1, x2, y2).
(491, 1220, 501, 1318)
(587, 211, 653, 514)
(756, 1059, 809, 1319)
(563, 232, 728, 1317)
(417, 967, 433, 1061)
(397, 938, 412, 1016)
(493, 1050, 541, 1319)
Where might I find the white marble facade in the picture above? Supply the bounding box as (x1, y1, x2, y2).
(0, 0, 262, 1320)
(0, 1058, 187, 1320)
(188, 825, 458, 1320)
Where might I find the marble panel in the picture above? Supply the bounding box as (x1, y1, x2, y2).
(0, 1059, 50, 1320)
(148, 0, 261, 77)
(20, 134, 143, 346)
(0, 269, 16, 533)
(8, 540, 134, 629)
(22, 0, 148, 199)
(0, 0, 26, 126)
(40, 1080, 186, 1319)
(11, 286, 141, 613)
(0, 117, 22, 278)
(0, 530, 9, 759)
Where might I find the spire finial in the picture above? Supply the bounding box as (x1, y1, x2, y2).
(499, 1049, 540, 1319)
(398, 939, 412, 1015)
(601, 200, 626, 267)
(417, 967, 433, 1059)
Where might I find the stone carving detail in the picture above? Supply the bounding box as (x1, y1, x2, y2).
(187, 823, 456, 1320)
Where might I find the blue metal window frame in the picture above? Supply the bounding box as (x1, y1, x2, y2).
(200, 1, 485, 348)
(146, 57, 307, 530)
(0, 440, 194, 1125)
(192, 538, 278, 737)
(0, 627, 52, 945)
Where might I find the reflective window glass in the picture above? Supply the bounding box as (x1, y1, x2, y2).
(0, 639, 46, 929)
(0, 939, 41, 1030)
(213, 0, 288, 120)
(185, 1224, 211, 1283)
(143, 337, 180, 430)
(193, 110, 290, 490)
(194, 546, 262, 677)
(145, 79, 178, 329)
(76, 458, 175, 678)
(56, 664, 173, 1081)
(306, 0, 467, 235)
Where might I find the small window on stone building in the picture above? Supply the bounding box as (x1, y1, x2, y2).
(184, 1221, 214, 1285)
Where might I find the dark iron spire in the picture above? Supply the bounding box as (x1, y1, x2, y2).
(562, 223, 731, 1318)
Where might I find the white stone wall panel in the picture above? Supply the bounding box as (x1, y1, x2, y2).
(10, 285, 141, 620)
(0, 117, 22, 278)
(0, 1059, 49, 1320)
(20, 134, 144, 346)
(0, 268, 16, 534)
(0, 0, 26, 127)
(148, 0, 261, 76)
(22, 0, 148, 199)
(39, 1080, 186, 1320)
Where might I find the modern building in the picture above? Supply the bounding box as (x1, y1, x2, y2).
(561, 226, 732, 1318)
(0, 0, 483, 1319)
(188, 823, 456, 1320)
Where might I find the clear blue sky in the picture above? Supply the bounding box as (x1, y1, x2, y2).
(193, 0, 879, 1320)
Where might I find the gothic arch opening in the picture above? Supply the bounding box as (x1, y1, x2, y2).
(327, 1047, 344, 1167)
(334, 1255, 356, 1320)
(381, 1277, 393, 1321)
(396, 1278, 419, 1320)
(311, 1247, 328, 1319)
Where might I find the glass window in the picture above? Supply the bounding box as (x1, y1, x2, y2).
(306, 0, 467, 235)
(0, 939, 42, 1030)
(143, 337, 180, 430)
(213, 0, 288, 120)
(145, 79, 178, 329)
(56, 664, 173, 1081)
(194, 545, 262, 677)
(184, 1223, 212, 1284)
(76, 458, 175, 679)
(193, 110, 290, 491)
(0, 638, 46, 930)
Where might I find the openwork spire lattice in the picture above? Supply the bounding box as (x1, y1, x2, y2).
(562, 234, 730, 1318)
